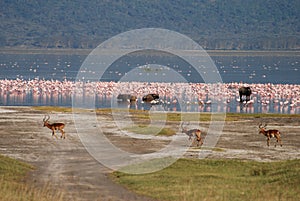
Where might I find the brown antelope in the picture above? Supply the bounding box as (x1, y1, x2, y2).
(258, 123, 282, 147)
(43, 115, 66, 139)
(181, 122, 203, 146)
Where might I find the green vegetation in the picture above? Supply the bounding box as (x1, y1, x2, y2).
(33, 106, 73, 113)
(1, 0, 299, 50)
(120, 110, 300, 122)
(124, 124, 176, 136)
(0, 155, 33, 181)
(226, 113, 300, 119)
(112, 158, 300, 201)
(0, 154, 64, 201)
(33, 106, 300, 122)
(33, 106, 96, 113)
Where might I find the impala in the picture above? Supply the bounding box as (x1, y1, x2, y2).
(258, 123, 282, 147)
(181, 122, 203, 146)
(43, 115, 66, 139)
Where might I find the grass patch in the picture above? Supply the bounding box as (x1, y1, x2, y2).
(191, 146, 226, 152)
(0, 154, 64, 201)
(149, 112, 294, 122)
(124, 124, 176, 136)
(124, 112, 300, 122)
(112, 158, 300, 201)
(0, 154, 33, 181)
(33, 106, 73, 113)
(33, 106, 300, 121)
(33, 106, 98, 113)
(226, 112, 300, 119)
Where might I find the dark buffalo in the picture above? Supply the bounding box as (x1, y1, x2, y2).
(239, 87, 251, 102)
(142, 93, 160, 104)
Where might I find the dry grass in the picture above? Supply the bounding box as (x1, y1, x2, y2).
(0, 154, 64, 201)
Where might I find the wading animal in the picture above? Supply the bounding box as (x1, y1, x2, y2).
(142, 93, 160, 104)
(258, 123, 282, 147)
(239, 86, 252, 102)
(43, 115, 66, 139)
(181, 122, 203, 146)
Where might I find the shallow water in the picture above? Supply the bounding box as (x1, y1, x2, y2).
(0, 80, 299, 114)
(0, 52, 299, 114)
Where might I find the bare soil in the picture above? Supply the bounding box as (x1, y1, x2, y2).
(0, 106, 299, 201)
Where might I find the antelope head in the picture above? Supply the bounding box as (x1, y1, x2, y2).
(181, 122, 189, 133)
(43, 115, 50, 127)
(181, 122, 195, 140)
(258, 123, 267, 134)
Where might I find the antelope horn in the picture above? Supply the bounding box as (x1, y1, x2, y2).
(180, 121, 184, 130)
(258, 123, 262, 128)
(181, 121, 188, 131)
(43, 114, 50, 122)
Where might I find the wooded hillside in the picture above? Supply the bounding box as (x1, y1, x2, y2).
(0, 0, 299, 50)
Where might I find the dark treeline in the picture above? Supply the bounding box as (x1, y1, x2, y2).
(0, 0, 299, 50)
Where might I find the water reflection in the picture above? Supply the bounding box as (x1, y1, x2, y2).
(0, 80, 299, 114)
(1, 91, 299, 114)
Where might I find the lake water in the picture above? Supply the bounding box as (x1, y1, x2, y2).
(0, 51, 299, 114)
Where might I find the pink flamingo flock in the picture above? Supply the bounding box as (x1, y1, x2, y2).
(0, 79, 299, 113)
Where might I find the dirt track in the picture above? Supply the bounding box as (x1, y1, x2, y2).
(0, 106, 299, 201)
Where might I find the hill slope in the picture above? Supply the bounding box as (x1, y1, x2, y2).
(0, 0, 299, 50)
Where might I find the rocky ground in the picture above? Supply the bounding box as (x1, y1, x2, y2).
(0, 106, 299, 201)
